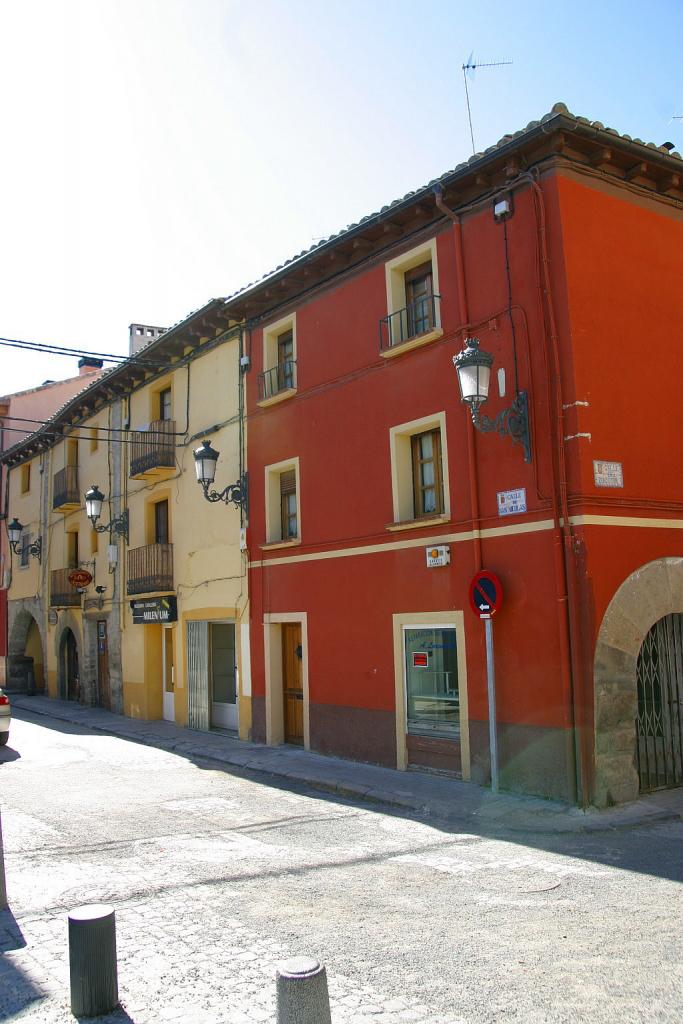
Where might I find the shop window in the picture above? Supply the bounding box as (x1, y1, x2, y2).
(404, 626, 459, 737)
(381, 238, 442, 353)
(389, 412, 450, 527)
(265, 457, 301, 545)
(259, 314, 297, 404)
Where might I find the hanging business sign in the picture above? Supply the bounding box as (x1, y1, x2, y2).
(469, 570, 504, 620)
(130, 596, 178, 624)
(68, 569, 93, 588)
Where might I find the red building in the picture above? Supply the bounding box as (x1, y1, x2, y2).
(223, 103, 683, 806)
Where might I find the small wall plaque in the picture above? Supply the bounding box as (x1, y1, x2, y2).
(497, 487, 527, 516)
(593, 460, 623, 488)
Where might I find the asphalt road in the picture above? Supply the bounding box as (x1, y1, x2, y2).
(1, 709, 683, 1023)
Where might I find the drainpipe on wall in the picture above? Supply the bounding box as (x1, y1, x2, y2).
(433, 188, 482, 573)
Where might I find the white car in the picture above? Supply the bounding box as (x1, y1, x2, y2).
(0, 689, 10, 746)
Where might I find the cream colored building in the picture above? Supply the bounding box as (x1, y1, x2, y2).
(2, 302, 252, 739)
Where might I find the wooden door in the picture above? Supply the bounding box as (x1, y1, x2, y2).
(282, 623, 303, 744)
(65, 631, 80, 701)
(97, 620, 111, 709)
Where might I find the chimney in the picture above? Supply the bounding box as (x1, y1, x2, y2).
(129, 323, 166, 356)
(78, 357, 104, 376)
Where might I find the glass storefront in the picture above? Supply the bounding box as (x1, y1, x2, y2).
(404, 626, 459, 737)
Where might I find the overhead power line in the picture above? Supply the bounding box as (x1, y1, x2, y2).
(0, 335, 167, 369)
(0, 423, 185, 447)
(0, 414, 184, 435)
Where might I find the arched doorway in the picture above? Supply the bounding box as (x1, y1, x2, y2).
(25, 618, 44, 692)
(593, 557, 683, 806)
(636, 614, 683, 792)
(60, 629, 80, 701)
(7, 605, 44, 693)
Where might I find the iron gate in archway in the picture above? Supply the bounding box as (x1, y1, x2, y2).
(636, 613, 683, 792)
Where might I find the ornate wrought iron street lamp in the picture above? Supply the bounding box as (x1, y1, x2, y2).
(7, 517, 42, 562)
(453, 336, 531, 462)
(85, 485, 129, 542)
(193, 439, 248, 512)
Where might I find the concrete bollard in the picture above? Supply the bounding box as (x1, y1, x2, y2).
(0, 808, 7, 911)
(68, 904, 118, 1017)
(276, 956, 332, 1024)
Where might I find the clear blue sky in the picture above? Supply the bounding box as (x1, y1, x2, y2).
(1, 0, 681, 393)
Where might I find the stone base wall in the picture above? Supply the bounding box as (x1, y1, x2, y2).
(593, 557, 683, 807)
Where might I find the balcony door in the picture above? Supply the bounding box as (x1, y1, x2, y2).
(210, 623, 237, 730)
(155, 500, 169, 545)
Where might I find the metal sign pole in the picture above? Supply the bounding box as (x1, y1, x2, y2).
(484, 616, 499, 794)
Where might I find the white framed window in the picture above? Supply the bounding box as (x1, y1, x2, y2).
(259, 313, 297, 405)
(381, 238, 442, 355)
(264, 456, 301, 545)
(388, 412, 450, 528)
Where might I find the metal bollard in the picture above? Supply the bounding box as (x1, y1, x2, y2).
(276, 956, 332, 1024)
(0, 808, 7, 911)
(68, 904, 118, 1017)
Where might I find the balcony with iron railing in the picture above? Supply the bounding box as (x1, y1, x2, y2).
(379, 294, 441, 353)
(53, 466, 80, 512)
(130, 419, 176, 479)
(127, 543, 173, 596)
(258, 359, 297, 404)
(50, 568, 81, 607)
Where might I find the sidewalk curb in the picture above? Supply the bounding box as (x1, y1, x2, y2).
(10, 698, 683, 836)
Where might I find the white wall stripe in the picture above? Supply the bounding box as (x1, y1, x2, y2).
(569, 514, 683, 530)
(249, 518, 557, 569)
(248, 512, 683, 570)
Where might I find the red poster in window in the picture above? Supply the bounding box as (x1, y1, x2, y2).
(413, 652, 428, 668)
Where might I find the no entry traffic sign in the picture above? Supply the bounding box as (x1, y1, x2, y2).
(469, 570, 503, 619)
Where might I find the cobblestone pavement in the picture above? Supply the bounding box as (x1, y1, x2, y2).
(2, 710, 683, 1022)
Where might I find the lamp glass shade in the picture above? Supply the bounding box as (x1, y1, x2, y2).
(458, 361, 491, 403)
(85, 484, 105, 522)
(453, 337, 494, 405)
(7, 518, 23, 545)
(194, 440, 219, 485)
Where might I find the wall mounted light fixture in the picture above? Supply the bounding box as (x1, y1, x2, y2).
(84, 485, 129, 543)
(193, 439, 248, 513)
(7, 518, 42, 562)
(453, 336, 531, 462)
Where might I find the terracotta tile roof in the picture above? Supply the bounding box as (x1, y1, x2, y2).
(222, 102, 682, 307)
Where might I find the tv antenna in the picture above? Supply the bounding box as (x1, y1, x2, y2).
(462, 53, 513, 155)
